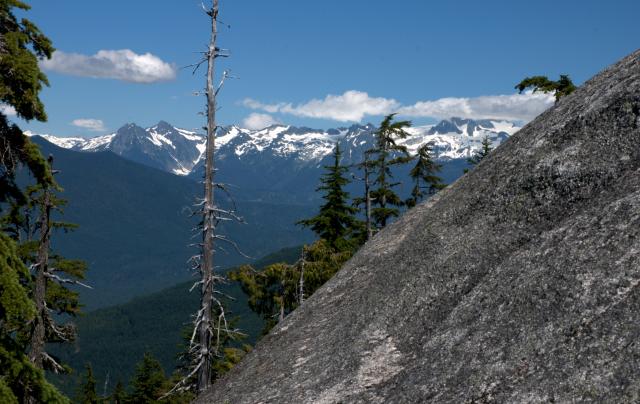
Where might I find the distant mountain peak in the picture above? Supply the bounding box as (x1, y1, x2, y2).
(154, 120, 175, 131)
(32, 117, 520, 177)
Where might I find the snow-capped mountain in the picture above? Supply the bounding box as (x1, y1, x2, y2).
(30, 121, 206, 175)
(29, 117, 518, 177)
(28, 118, 519, 203)
(212, 117, 517, 166)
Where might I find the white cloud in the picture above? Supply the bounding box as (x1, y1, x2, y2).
(243, 90, 400, 122)
(71, 118, 106, 132)
(398, 92, 555, 122)
(0, 104, 16, 116)
(41, 49, 177, 83)
(243, 90, 554, 123)
(242, 113, 281, 130)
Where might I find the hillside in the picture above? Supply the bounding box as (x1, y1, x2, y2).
(199, 50, 640, 403)
(50, 246, 302, 395)
(30, 139, 315, 308)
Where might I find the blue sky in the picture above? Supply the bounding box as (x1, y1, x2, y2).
(12, 0, 640, 136)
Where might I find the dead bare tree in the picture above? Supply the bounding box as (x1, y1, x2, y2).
(167, 1, 244, 396)
(196, 0, 219, 391)
(298, 246, 305, 305)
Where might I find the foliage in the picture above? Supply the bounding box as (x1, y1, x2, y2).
(0, 0, 56, 206)
(0, 2, 69, 400)
(212, 345, 252, 377)
(406, 142, 445, 208)
(0, 0, 54, 121)
(110, 381, 126, 404)
(127, 353, 167, 404)
(120, 353, 195, 404)
(0, 115, 54, 206)
(2, 176, 89, 383)
(515, 74, 576, 102)
(47, 248, 299, 397)
(367, 114, 413, 229)
(464, 136, 493, 173)
(231, 240, 352, 335)
(0, 194, 70, 403)
(298, 143, 359, 249)
(76, 364, 98, 404)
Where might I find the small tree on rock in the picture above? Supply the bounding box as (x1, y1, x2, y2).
(368, 114, 413, 230)
(298, 143, 358, 250)
(515, 74, 576, 102)
(464, 135, 493, 173)
(406, 142, 445, 208)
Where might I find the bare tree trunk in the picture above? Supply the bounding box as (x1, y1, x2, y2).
(29, 158, 52, 370)
(298, 247, 305, 305)
(379, 141, 388, 228)
(279, 295, 285, 323)
(364, 155, 373, 241)
(197, 0, 219, 393)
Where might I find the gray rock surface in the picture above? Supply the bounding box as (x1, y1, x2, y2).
(198, 49, 640, 403)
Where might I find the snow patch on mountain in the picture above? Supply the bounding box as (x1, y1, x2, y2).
(27, 117, 520, 176)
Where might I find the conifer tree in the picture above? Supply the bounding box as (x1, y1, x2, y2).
(0, 1, 69, 402)
(406, 142, 445, 208)
(1, 0, 55, 204)
(128, 353, 167, 404)
(515, 74, 576, 102)
(14, 157, 90, 376)
(368, 114, 413, 230)
(298, 144, 358, 250)
(464, 135, 493, 173)
(0, 233, 68, 403)
(230, 262, 297, 334)
(110, 381, 126, 404)
(352, 151, 374, 242)
(77, 364, 98, 404)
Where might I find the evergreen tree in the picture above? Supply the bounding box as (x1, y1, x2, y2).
(368, 114, 413, 230)
(1, 0, 56, 205)
(110, 381, 126, 404)
(128, 353, 167, 404)
(464, 135, 493, 173)
(0, 1, 69, 402)
(212, 345, 252, 379)
(230, 262, 297, 334)
(298, 144, 358, 249)
(77, 364, 98, 404)
(231, 240, 352, 335)
(352, 151, 375, 242)
(0, 233, 69, 404)
(406, 142, 445, 208)
(9, 159, 89, 376)
(515, 74, 576, 102)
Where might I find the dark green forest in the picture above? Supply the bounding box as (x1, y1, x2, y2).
(48, 247, 302, 397)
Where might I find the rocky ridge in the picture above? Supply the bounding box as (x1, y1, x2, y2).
(198, 50, 640, 403)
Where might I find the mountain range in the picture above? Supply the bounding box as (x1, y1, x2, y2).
(20, 117, 521, 308)
(27, 139, 315, 309)
(29, 117, 520, 203)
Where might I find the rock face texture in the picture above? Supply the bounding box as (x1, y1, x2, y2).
(199, 50, 640, 403)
